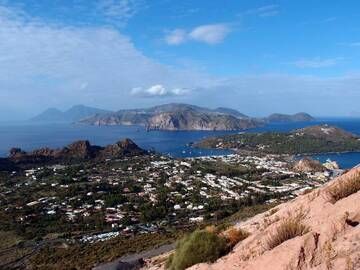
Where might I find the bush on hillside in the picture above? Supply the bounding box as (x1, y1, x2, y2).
(166, 230, 228, 270)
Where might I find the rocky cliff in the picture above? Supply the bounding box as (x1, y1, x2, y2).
(81, 103, 260, 131)
(8, 138, 146, 165)
(293, 158, 326, 173)
(184, 167, 360, 270)
(146, 110, 258, 131)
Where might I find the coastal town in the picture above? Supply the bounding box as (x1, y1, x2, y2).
(0, 150, 342, 248)
(2, 0, 360, 268)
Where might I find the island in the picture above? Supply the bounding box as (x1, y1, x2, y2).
(195, 124, 360, 155)
(31, 103, 315, 131)
(79, 103, 261, 131)
(264, 112, 314, 123)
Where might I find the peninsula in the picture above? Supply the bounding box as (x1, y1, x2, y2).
(196, 125, 360, 155)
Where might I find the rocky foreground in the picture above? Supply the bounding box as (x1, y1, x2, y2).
(145, 166, 360, 270)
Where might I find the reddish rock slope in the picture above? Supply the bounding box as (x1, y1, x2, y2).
(188, 167, 360, 270)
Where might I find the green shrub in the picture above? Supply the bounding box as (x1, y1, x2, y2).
(166, 230, 228, 270)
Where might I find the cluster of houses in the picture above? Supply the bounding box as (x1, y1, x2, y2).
(0, 153, 342, 244)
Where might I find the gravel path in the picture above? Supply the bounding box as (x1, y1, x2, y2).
(93, 243, 175, 270)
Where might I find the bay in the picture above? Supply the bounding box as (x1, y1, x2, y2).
(0, 117, 359, 169)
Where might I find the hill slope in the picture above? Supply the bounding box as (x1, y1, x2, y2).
(187, 167, 360, 270)
(212, 107, 249, 119)
(196, 125, 360, 155)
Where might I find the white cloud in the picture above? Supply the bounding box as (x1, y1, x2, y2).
(189, 73, 360, 116)
(189, 24, 230, 44)
(131, 84, 189, 97)
(97, 0, 143, 25)
(165, 29, 187, 45)
(0, 4, 359, 118)
(292, 57, 341, 68)
(243, 5, 279, 17)
(0, 4, 212, 114)
(165, 23, 231, 45)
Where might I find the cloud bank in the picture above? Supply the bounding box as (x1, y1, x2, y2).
(0, 4, 211, 117)
(97, 0, 143, 26)
(0, 3, 359, 119)
(131, 85, 188, 97)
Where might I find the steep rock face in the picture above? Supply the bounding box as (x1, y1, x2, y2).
(86, 112, 150, 126)
(81, 103, 259, 131)
(60, 140, 100, 159)
(186, 167, 360, 270)
(8, 139, 145, 165)
(9, 147, 57, 164)
(9, 141, 98, 162)
(146, 111, 258, 131)
(293, 158, 326, 173)
(101, 138, 146, 158)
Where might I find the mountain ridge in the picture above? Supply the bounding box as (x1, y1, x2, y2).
(79, 103, 314, 131)
(31, 103, 315, 131)
(7, 138, 146, 166)
(30, 105, 112, 122)
(81, 103, 259, 131)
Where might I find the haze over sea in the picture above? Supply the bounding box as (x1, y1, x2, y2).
(0, 117, 359, 169)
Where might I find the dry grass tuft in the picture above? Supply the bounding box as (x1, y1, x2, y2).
(224, 227, 249, 248)
(266, 208, 279, 217)
(327, 172, 360, 203)
(267, 213, 309, 250)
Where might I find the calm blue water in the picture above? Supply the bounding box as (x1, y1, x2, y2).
(0, 123, 235, 158)
(0, 118, 359, 168)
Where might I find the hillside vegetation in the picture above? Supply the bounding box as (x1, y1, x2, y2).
(196, 125, 360, 155)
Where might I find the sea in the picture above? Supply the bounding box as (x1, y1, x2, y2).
(0, 117, 359, 169)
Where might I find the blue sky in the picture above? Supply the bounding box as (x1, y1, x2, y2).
(0, 0, 360, 119)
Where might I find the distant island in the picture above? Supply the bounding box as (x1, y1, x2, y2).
(264, 112, 314, 123)
(30, 104, 111, 122)
(31, 103, 315, 131)
(196, 124, 360, 155)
